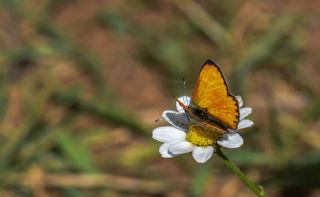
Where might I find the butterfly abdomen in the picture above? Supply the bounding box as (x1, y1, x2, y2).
(188, 105, 229, 131)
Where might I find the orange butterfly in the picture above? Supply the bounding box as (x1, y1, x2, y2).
(176, 59, 239, 134)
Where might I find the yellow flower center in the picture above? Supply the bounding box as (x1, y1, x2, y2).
(186, 124, 223, 146)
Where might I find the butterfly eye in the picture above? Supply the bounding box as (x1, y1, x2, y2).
(199, 111, 205, 117)
(194, 108, 206, 118)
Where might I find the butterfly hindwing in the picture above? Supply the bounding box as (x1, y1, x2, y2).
(191, 59, 239, 130)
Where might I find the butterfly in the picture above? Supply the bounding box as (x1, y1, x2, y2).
(176, 59, 239, 134)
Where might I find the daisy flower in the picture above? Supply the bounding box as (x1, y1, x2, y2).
(152, 96, 253, 163)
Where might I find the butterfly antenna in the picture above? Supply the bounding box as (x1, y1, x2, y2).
(154, 117, 164, 122)
(182, 77, 187, 95)
(180, 77, 187, 107)
(182, 77, 190, 122)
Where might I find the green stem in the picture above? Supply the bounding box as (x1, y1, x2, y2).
(216, 148, 266, 197)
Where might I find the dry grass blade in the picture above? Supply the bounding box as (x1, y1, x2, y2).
(231, 12, 302, 94)
(2, 169, 184, 195)
(51, 90, 150, 136)
(172, 0, 235, 49)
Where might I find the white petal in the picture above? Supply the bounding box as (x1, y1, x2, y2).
(237, 119, 254, 129)
(192, 146, 214, 163)
(235, 95, 243, 107)
(169, 141, 194, 154)
(176, 96, 191, 112)
(162, 110, 189, 130)
(159, 141, 180, 158)
(239, 107, 252, 120)
(217, 133, 243, 148)
(152, 126, 186, 142)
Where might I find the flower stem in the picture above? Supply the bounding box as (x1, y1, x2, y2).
(216, 148, 266, 197)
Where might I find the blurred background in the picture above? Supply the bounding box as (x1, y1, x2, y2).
(0, 0, 319, 196)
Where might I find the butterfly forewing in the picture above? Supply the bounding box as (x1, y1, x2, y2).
(191, 59, 239, 130)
